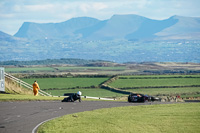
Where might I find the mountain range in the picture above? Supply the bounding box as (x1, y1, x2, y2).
(14, 14, 200, 41)
(0, 14, 200, 63)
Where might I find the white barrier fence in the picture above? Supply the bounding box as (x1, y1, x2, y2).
(83, 96, 115, 100)
(4, 72, 52, 96)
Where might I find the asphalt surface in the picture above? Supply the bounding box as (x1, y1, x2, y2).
(0, 100, 176, 133)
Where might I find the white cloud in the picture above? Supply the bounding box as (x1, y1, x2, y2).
(93, 2, 108, 11)
(24, 4, 55, 12)
(135, 0, 152, 9)
(79, 2, 108, 13)
(0, 13, 14, 18)
(80, 3, 90, 13)
(13, 5, 22, 12)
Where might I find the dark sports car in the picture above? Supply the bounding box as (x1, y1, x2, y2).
(62, 93, 81, 102)
(128, 93, 160, 103)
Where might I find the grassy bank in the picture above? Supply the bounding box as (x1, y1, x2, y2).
(38, 103, 200, 133)
(0, 94, 63, 101)
(0, 94, 121, 101)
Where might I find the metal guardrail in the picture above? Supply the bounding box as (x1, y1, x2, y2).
(4, 72, 52, 96)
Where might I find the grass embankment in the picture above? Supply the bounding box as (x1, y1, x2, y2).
(5, 78, 33, 95)
(38, 103, 200, 133)
(1, 78, 63, 101)
(0, 94, 63, 101)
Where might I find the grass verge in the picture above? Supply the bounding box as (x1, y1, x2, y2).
(0, 94, 63, 101)
(45, 88, 124, 97)
(38, 103, 200, 133)
(0, 94, 122, 101)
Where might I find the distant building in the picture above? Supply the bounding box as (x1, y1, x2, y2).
(0, 67, 5, 92)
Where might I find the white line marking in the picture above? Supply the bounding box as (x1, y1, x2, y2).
(32, 116, 59, 133)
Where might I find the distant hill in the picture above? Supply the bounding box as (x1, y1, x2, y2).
(14, 17, 100, 40)
(76, 14, 148, 40)
(155, 15, 200, 40)
(0, 31, 17, 41)
(14, 14, 200, 40)
(125, 15, 178, 40)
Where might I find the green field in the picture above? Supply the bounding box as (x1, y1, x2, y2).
(22, 77, 109, 89)
(20, 75, 200, 98)
(125, 87, 200, 96)
(109, 77, 200, 88)
(107, 75, 200, 97)
(5, 66, 126, 73)
(5, 67, 55, 72)
(119, 75, 200, 78)
(45, 88, 124, 97)
(38, 103, 200, 133)
(21, 77, 125, 97)
(0, 94, 63, 101)
(55, 66, 126, 71)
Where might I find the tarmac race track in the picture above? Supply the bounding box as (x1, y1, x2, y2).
(0, 100, 175, 133)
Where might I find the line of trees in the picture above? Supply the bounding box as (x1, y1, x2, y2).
(0, 58, 110, 66)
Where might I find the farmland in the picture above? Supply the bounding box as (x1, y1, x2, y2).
(108, 75, 200, 97)
(5, 66, 127, 75)
(22, 77, 109, 89)
(124, 87, 200, 97)
(5, 66, 126, 72)
(4, 62, 200, 75)
(18, 74, 200, 99)
(3, 62, 200, 98)
(5, 67, 55, 73)
(44, 88, 124, 97)
(109, 75, 200, 88)
(21, 77, 121, 97)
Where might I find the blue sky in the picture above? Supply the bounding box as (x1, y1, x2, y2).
(0, 0, 200, 35)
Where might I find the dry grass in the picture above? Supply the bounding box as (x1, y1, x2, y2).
(5, 78, 33, 95)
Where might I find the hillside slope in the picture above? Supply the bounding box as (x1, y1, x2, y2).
(155, 15, 200, 40)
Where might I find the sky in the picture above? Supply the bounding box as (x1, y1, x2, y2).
(0, 0, 200, 35)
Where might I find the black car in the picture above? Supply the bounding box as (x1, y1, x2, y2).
(128, 93, 160, 103)
(62, 93, 81, 102)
